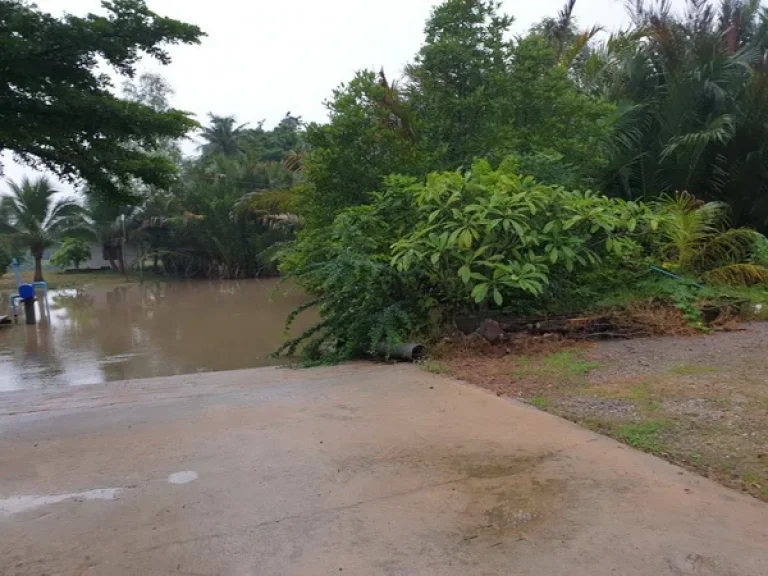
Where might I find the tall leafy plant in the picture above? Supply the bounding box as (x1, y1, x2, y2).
(0, 176, 85, 281)
(657, 192, 767, 284)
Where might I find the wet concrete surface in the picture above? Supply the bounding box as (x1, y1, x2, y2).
(0, 280, 314, 391)
(0, 363, 767, 575)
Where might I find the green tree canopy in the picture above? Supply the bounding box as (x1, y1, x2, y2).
(0, 0, 204, 197)
(50, 237, 91, 271)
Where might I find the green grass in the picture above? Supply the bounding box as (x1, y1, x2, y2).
(668, 363, 720, 376)
(743, 471, 764, 486)
(422, 360, 450, 375)
(513, 351, 601, 381)
(613, 420, 668, 453)
(628, 382, 652, 401)
(527, 396, 550, 409)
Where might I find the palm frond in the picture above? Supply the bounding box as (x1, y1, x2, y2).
(702, 262, 768, 284)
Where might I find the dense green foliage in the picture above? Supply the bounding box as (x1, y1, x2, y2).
(599, 0, 768, 229)
(0, 242, 11, 277)
(0, 0, 203, 195)
(50, 238, 91, 271)
(282, 160, 686, 358)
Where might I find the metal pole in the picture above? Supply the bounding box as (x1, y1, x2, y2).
(12, 258, 21, 287)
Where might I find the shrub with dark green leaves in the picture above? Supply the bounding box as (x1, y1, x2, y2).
(391, 159, 664, 309)
(279, 159, 669, 359)
(50, 238, 91, 270)
(277, 175, 431, 361)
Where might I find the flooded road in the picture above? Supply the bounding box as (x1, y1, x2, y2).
(0, 280, 315, 391)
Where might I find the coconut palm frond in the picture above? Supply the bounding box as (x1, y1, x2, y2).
(693, 227, 761, 268)
(702, 263, 768, 284)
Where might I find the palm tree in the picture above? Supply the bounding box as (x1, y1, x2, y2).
(198, 114, 249, 158)
(0, 176, 85, 282)
(83, 189, 135, 274)
(600, 0, 768, 230)
(658, 192, 766, 284)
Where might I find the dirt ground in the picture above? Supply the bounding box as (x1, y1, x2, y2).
(434, 322, 768, 502)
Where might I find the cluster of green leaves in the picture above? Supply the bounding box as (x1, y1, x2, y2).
(278, 176, 431, 361)
(390, 159, 662, 309)
(657, 192, 768, 285)
(50, 238, 91, 271)
(0, 242, 12, 276)
(297, 1, 613, 228)
(0, 0, 204, 196)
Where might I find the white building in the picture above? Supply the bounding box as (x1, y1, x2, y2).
(80, 241, 140, 271)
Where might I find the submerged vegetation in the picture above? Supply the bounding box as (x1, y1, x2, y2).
(4, 0, 768, 359)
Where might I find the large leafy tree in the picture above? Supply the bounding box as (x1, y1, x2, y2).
(0, 0, 204, 197)
(405, 0, 513, 170)
(0, 176, 85, 281)
(300, 70, 426, 227)
(405, 0, 612, 177)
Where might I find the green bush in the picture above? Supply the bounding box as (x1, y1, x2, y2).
(280, 159, 671, 359)
(277, 175, 431, 361)
(0, 243, 12, 276)
(50, 238, 91, 270)
(391, 159, 663, 309)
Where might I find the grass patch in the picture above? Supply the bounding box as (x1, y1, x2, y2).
(629, 382, 652, 401)
(527, 396, 550, 409)
(512, 350, 600, 381)
(422, 360, 450, 375)
(743, 471, 764, 486)
(613, 420, 667, 453)
(668, 363, 720, 376)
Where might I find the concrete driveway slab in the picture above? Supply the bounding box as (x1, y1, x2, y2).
(0, 364, 766, 575)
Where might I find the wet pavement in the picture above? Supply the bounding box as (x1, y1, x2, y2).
(1, 364, 767, 575)
(0, 280, 314, 390)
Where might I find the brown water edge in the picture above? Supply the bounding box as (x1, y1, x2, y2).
(0, 279, 316, 391)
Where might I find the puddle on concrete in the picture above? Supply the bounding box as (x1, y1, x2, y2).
(0, 488, 121, 517)
(0, 280, 315, 391)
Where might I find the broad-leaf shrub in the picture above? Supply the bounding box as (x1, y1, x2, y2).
(391, 159, 663, 308)
(280, 159, 667, 358)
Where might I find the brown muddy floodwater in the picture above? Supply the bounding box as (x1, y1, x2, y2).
(0, 280, 316, 391)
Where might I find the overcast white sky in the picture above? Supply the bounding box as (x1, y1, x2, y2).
(2, 0, 687, 193)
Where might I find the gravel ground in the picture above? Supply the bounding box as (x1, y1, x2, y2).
(440, 323, 768, 502)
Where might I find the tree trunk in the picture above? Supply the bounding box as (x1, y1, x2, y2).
(104, 242, 119, 271)
(117, 241, 126, 274)
(33, 254, 43, 283)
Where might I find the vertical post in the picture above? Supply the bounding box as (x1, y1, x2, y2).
(23, 298, 36, 325)
(12, 258, 21, 287)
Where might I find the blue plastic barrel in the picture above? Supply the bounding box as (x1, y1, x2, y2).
(18, 284, 35, 300)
